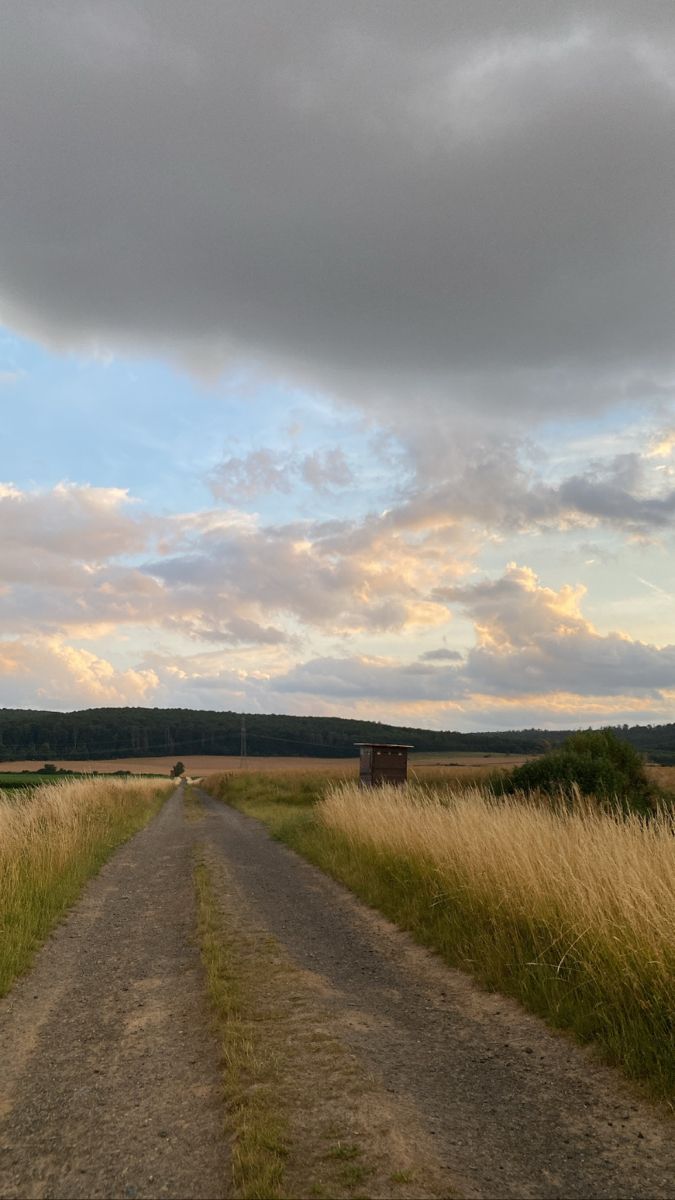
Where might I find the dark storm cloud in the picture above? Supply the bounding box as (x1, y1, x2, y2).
(1, 2, 675, 412)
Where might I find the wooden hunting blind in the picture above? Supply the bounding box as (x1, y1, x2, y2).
(355, 742, 413, 787)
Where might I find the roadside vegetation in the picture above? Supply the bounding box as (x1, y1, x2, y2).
(201, 766, 675, 1103)
(499, 729, 661, 815)
(0, 775, 170, 995)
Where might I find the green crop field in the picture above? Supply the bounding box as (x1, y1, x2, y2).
(0, 773, 70, 791)
(0, 770, 165, 793)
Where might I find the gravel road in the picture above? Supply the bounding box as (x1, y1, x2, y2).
(0, 791, 227, 1200)
(1, 785, 673, 1200)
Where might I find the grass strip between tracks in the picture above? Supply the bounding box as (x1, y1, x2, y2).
(0, 777, 170, 996)
(193, 855, 288, 1200)
(192, 836, 451, 1200)
(201, 771, 675, 1107)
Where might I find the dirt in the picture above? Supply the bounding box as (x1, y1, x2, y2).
(1, 784, 674, 1200)
(0, 793, 227, 1200)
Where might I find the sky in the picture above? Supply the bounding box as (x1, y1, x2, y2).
(2, 1, 675, 730)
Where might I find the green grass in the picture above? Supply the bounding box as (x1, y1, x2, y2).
(201, 772, 675, 1107)
(0, 770, 167, 793)
(0, 777, 168, 995)
(0, 772, 71, 791)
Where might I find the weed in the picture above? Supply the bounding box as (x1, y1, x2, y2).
(325, 1143, 361, 1161)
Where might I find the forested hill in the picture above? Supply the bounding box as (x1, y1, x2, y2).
(1, 707, 674, 763)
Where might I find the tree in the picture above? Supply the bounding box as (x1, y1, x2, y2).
(170, 761, 186, 778)
(504, 729, 657, 814)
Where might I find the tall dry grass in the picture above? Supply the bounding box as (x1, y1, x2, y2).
(0, 776, 170, 994)
(318, 782, 675, 1098)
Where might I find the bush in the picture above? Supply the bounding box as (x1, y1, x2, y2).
(504, 729, 656, 814)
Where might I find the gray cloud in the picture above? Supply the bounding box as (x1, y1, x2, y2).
(1, 3, 675, 418)
(558, 455, 675, 531)
(276, 655, 465, 703)
(209, 446, 353, 502)
(209, 450, 293, 502)
(389, 441, 675, 537)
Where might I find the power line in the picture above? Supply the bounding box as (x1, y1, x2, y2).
(240, 714, 247, 769)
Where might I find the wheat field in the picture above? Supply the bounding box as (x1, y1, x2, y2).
(0, 776, 171, 994)
(315, 781, 675, 1097)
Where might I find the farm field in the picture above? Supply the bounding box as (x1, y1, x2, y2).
(0, 754, 355, 775)
(0, 749, 532, 778)
(0, 772, 72, 791)
(0, 774, 170, 995)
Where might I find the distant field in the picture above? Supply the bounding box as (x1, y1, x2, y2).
(0, 750, 532, 778)
(0, 773, 69, 790)
(409, 750, 532, 768)
(0, 755, 354, 776)
(3, 752, 671, 794)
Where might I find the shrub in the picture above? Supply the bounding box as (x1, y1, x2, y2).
(504, 729, 656, 814)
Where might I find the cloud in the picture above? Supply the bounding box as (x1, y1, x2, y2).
(0, 481, 146, 562)
(554, 452, 675, 533)
(387, 440, 675, 539)
(145, 502, 463, 636)
(262, 561, 675, 715)
(443, 563, 675, 697)
(0, 638, 159, 708)
(209, 450, 293, 502)
(1, 3, 674, 418)
(209, 446, 353, 503)
(276, 655, 464, 702)
(299, 448, 353, 491)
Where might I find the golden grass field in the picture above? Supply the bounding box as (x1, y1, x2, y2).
(0, 775, 171, 994)
(316, 780, 675, 1096)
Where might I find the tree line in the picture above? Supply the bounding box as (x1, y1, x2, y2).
(0, 706, 673, 763)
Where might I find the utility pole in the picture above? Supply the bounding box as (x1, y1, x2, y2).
(240, 714, 247, 770)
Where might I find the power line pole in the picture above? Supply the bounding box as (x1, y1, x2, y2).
(240, 714, 247, 770)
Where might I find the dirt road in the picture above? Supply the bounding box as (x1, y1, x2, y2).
(0, 793, 227, 1200)
(1, 786, 674, 1199)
